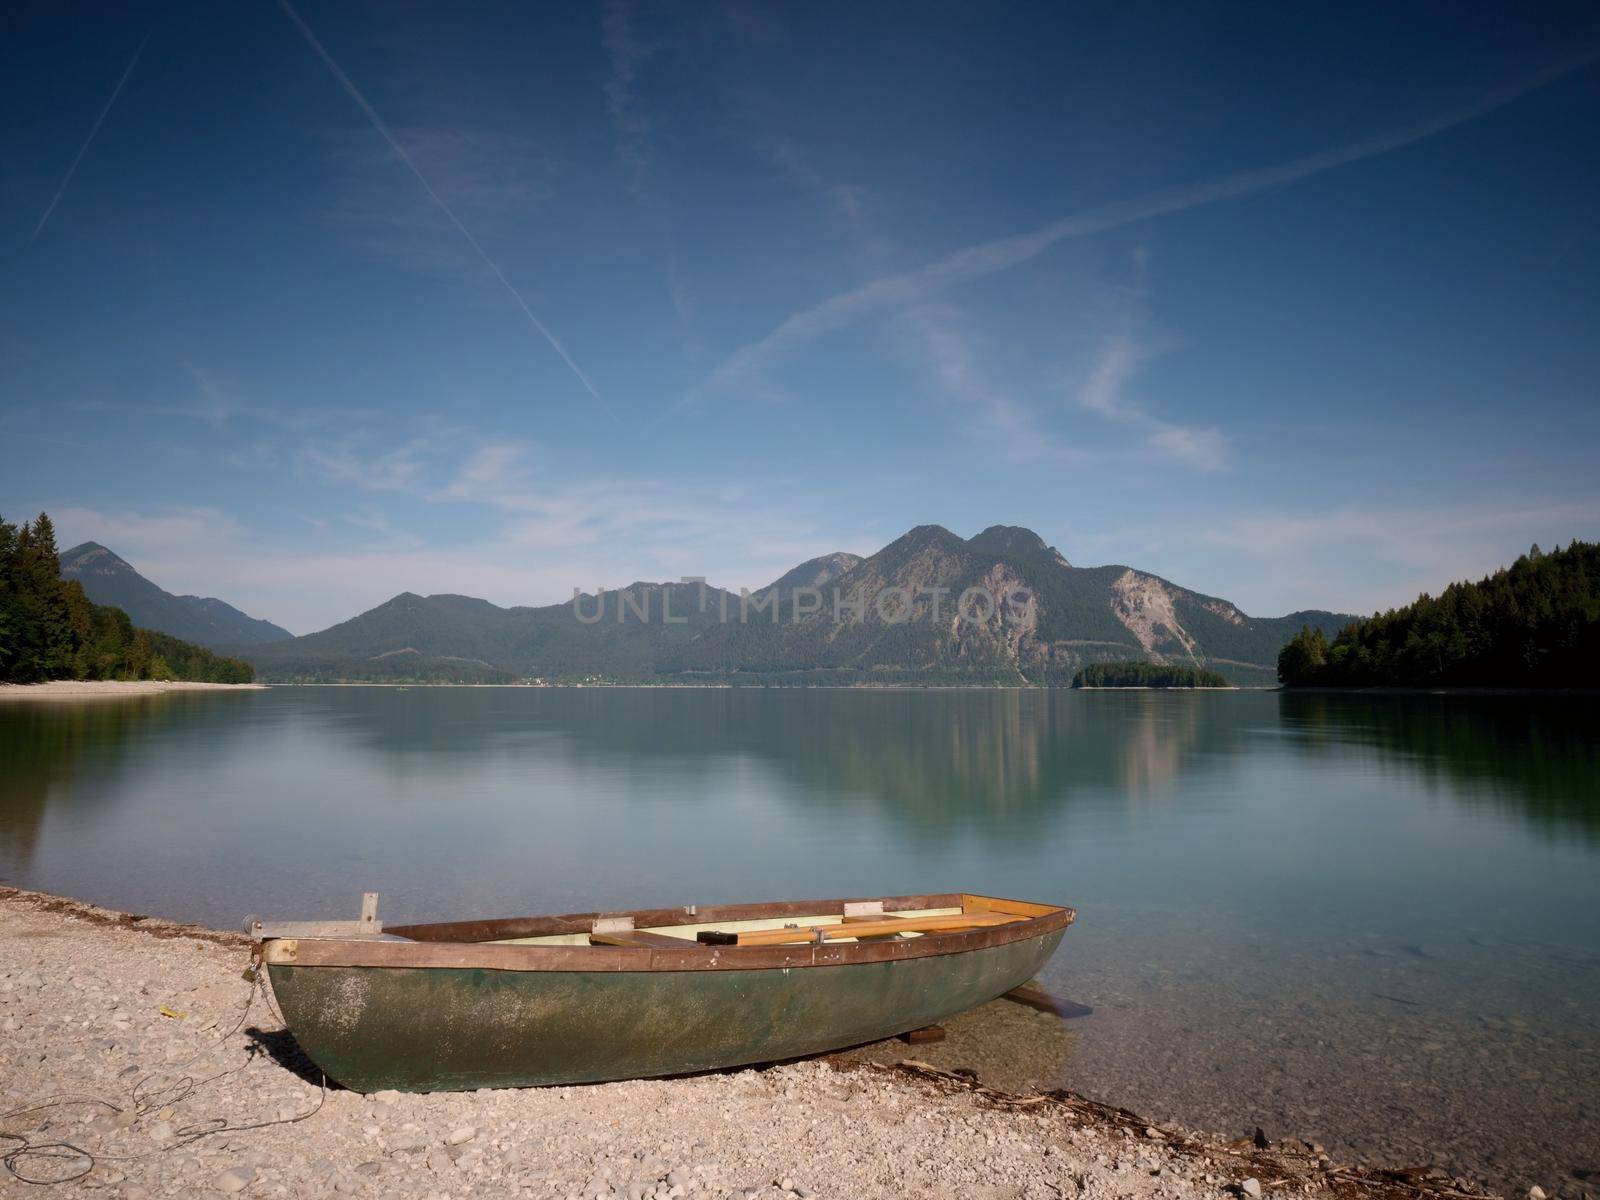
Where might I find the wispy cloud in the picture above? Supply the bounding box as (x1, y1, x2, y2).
(68, 431, 863, 629)
(891, 304, 1082, 462)
(49, 505, 246, 560)
(145, 366, 375, 436)
(343, 507, 422, 547)
(326, 126, 557, 271)
(31, 34, 148, 242)
(177, 365, 247, 428)
(276, 0, 613, 419)
(298, 437, 436, 495)
(1077, 333, 1228, 471)
(697, 49, 1600, 401)
(298, 427, 853, 567)
(602, 0, 656, 203)
(1194, 498, 1600, 615)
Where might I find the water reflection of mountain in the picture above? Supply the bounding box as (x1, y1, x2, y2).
(1, 701, 158, 874)
(0, 696, 260, 876)
(284, 688, 1253, 831)
(1277, 693, 1600, 842)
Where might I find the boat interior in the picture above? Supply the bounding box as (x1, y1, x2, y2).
(380, 893, 1067, 949)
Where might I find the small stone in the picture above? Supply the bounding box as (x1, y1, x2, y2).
(1528, 1189, 1547, 1200)
(667, 1171, 686, 1188)
(780, 1179, 795, 1193)
(1241, 1179, 1263, 1199)
(446, 1125, 476, 1146)
(355, 1161, 382, 1176)
(216, 1165, 257, 1193)
(1145, 1127, 1160, 1139)
(149, 1122, 174, 1141)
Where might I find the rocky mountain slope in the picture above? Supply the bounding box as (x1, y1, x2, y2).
(244, 525, 1351, 685)
(58, 543, 292, 649)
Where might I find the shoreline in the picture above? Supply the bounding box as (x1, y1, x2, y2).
(1281, 685, 1600, 696)
(0, 679, 267, 702)
(261, 681, 1597, 695)
(0, 886, 1500, 1199)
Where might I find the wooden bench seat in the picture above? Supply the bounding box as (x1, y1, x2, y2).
(707, 911, 1022, 947)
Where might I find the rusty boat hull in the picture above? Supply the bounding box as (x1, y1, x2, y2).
(261, 892, 1073, 1092)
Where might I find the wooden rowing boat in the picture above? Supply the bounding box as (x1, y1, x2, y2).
(253, 891, 1074, 1092)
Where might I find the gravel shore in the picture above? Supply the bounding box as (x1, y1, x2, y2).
(0, 889, 1498, 1200)
(0, 681, 266, 702)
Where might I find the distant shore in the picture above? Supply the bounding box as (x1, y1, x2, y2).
(1281, 685, 1600, 696)
(256, 681, 1276, 691)
(1074, 685, 1239, 691)
(0, 679, 266, 702)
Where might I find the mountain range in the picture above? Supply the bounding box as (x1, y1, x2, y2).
(58, 542, 292, 648)
(228, 525, 1352, 686)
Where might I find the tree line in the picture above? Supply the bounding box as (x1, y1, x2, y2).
(1073, 661, 1231, 688)
(0, 512, 255, 684)
(1278, 541, 1599, 688)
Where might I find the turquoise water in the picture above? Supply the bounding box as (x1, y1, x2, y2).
(2, 687, 1596, 1193)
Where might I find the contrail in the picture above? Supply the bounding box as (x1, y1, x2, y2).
(32, 35, 149, 241)
(695, 45, 1600, 403)
(276, 0, 614, 419)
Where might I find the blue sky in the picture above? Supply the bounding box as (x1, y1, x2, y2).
(3, 1, 1598, 634)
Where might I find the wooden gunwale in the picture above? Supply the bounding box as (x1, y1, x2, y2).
(386, 893, 966, 943)
(266, 894, 1074, 973)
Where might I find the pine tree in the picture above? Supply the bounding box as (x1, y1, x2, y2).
(0, 509, 255, 684)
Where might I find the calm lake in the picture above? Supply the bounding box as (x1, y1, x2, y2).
(2, 687, 1597, 1194)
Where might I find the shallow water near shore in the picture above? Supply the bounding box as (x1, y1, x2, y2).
(2, 687, 1597, 1195)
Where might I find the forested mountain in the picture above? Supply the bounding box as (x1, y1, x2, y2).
(58, 542, 291, 648)
(246, 524, 1352, 685)
(1, 514, 255, 684)
(1279, 541, 1599, 688)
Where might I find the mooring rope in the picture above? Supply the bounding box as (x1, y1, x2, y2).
(0, 960, 325, 1186)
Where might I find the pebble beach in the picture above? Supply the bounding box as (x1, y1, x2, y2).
(0, 887, 1505, 1200)
(0, 681, 266, 702)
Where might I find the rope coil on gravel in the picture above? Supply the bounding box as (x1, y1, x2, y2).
(1, 963, 325, 1186)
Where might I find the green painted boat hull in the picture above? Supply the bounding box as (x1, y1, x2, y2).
(267, 928, 1063, 1092)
